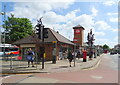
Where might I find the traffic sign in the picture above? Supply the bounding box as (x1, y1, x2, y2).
(73, 38, 78, 43)
(75, 29, 80, 34)
(52, 41, 57, 43)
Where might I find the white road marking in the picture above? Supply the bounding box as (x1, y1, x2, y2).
(0, 75, 14, 81)
(0, 74, 30, 81)
(91, 75, 103, 80)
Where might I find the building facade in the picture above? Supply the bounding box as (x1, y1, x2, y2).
(73, 25, 85, 47)
(13, 28, 74, 61)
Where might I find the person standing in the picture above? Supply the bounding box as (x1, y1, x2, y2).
(26, 48, 35, 67)
(89, 49, 93, 60)
(76, 50, 81, 59)
(59, 50, 63, 60)
(67, 50, 73, 67)
(93, 49, 96, 58)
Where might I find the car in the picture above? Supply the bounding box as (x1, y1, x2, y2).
(110, 51, 114, 55)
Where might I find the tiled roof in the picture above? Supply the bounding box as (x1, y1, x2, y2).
(13, 28, 74, 45)
(73, 24, 85, 30)
(50, 29, 74, 45)
(13, 34, 38, 45)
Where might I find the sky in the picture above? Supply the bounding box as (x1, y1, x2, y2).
(0, 0, 118, 48)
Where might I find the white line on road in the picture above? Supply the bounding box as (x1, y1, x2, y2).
(0, 75, 15, 81)
(91, 75, 103, 80)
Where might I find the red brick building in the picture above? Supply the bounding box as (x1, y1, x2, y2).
(73, 25, 85, 47)
(13, 28, 74, 61)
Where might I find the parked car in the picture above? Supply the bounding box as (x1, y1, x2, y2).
(110, 51, 114, 55)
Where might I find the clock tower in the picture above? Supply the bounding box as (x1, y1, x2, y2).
(73, 25, 84, 46)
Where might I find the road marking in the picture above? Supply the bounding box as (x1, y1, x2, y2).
(0, 75, 16, 81)
(91, 75, 103, 80)
(82, 58, 101, 71)
(14, 75, 33, 84)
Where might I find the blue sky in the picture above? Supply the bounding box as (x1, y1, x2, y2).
(0, 0, 118, 48)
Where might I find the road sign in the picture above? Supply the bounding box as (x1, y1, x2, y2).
(52, 41, 57, 43)
(75, 29, 80, 34)
(73, 38, 78, 43)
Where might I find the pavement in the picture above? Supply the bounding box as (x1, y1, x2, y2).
(1, 54, 103, 74)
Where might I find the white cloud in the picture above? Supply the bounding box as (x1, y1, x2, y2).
(94, 31, 105, 36)
(94, 21, 111, 30)
(12, 0, 74, 20)
(109, 17, 118, 22)
(4, 0, 75, 3)
(72, 14, 94, 30)
(43, 9, 80, 25)
(8, 2, 118, 47)
(91, 7, 98, 16)
(65, 9, 80, 21)
(103, 1, 116, 6)
(43, 11, 65, 24)
(107, 12, 118, 16)
(112, 28, 118, 32)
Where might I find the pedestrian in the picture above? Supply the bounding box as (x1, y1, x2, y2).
(76, 50, 81, 59)
(59, 50, 63, 60)
(93, 50, 96, 58)
(26, 48, 35, 67)
(67, 50, 73, 67)
(89, 49, 93, 60)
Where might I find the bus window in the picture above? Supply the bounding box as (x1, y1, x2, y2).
(0, 47, 2, 52)
(1, 47, 9, 52)
(9, 48, 19, 51)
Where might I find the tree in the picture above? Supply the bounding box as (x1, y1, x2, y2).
(103, 44, 109, 50)
(2, 14, 33, 43)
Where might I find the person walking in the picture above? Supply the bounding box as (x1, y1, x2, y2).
(26, 48, 35, 67)
(67, 50, 73, 67)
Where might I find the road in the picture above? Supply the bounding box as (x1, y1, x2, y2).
(1, 54, 118, 84)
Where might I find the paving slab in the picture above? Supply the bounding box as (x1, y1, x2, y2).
(1, 54, 103, 74)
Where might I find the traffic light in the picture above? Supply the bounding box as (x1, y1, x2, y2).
(36, 24, 41, 39)
(43, 28, 48, 38)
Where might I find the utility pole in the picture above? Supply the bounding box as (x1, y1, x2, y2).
(74, 44, 76, 67)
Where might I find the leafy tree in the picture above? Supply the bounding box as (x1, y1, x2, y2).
(2, 14, 33, 43)
(103, 44, 109, 50)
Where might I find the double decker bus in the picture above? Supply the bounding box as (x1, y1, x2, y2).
(0, 44, 20, 57)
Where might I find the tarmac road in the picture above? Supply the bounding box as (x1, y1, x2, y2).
(1, 53, 118, 84)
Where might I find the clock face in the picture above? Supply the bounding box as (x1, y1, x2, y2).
(75, 29, 80, 34)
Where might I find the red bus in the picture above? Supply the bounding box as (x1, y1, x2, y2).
(104, 50, 108, 53)
(0, 44, 20, 56)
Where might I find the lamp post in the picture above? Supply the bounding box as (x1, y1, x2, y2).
(73, 44, 76, 67)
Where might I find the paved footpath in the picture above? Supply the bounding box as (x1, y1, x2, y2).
(1, 55, 102, 74)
